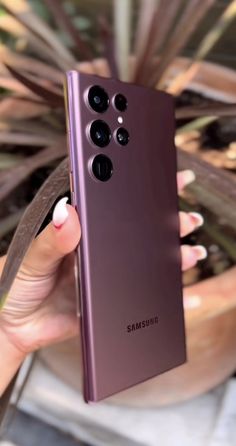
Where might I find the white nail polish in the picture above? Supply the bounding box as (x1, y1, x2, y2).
(183, 169, 196, 185)
(184, 295, 202, 309)
(53, 197, 69, 228)
(189, 212, 204, 227)
(193, 245, 208, 260)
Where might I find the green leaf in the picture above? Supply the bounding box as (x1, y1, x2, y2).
(0, 153, 22, 169)
(73, 16, 91, 32)
(177, 116, 218, 133)
(28, 0, 51, 22)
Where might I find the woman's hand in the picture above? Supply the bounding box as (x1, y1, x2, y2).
(0, 200, 81, 356)
(177, 170, 206, 270)
(0, 169, 206, 394)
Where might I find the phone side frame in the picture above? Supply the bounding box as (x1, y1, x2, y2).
(64, 71, 94, 403)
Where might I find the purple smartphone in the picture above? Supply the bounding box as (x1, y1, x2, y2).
(64, 71, 186, 403)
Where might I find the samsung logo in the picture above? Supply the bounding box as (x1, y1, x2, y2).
(127, 316, 159, 333)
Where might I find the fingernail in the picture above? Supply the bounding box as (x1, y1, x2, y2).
(192, 245, 207, 260)
(189, 212, 204, 227)
(184, 295, 202, 309)
(53, 197, 69, 229)
(182, 170, 196, 186)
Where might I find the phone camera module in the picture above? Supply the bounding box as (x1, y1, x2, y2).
(92, 154, 113, 182)
(88, 85, 109, 113)
(114, 94, 127, 112)
(90, 120, 111, 148)
(116, 127, 130, 146)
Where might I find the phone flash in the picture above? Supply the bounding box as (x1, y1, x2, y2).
(118, 116, 123, 124)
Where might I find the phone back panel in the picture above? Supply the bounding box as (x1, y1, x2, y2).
(65, 71, 186, 402)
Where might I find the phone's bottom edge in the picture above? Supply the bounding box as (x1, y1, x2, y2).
(83, 351, 187, 404)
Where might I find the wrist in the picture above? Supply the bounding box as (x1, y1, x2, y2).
(0, 328, 26, 396)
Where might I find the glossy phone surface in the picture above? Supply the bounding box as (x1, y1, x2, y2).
(65, 71, 186, 403)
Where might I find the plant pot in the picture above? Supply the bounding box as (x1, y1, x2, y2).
(39, 266, 236, 407)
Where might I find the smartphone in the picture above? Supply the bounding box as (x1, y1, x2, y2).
(64, 71, 186, 403)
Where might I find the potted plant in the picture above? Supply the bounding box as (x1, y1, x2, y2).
(1, 0, 236, 413)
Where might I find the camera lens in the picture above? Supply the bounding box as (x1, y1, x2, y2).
(116, 127, 129, 146)
(92, 154, 113, 182)
(114, 94, 127, 112)
(88, 85, 109, 113)
(90, 120, 111, 148)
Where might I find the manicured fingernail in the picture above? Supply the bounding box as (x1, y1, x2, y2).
(189, 212, 204, 227)
(182, 169, 196, 186)
(192, 245, 207, 260)
(53, 197, 69, 229)
(184, 295, 202, 309)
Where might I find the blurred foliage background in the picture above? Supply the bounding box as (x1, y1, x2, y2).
(0, 0, 236, 304)
(34, 0, 236, 69)
(1, 1, 235, 67)
(0, 0, 236, 426)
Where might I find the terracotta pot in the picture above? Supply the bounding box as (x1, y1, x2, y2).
(40, 59, 236, 407)
(39, 266, 236, 407)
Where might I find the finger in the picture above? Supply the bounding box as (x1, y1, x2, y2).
(181, 244, 207, 271)
(177, 170, 195, 193)
(179, 211, 204, 237)
(22, 197, 81, 277)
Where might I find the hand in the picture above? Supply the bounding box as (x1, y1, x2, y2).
(0, 170, 206, 392)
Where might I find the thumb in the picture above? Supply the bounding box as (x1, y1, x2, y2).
(21, 197, 81, 277)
